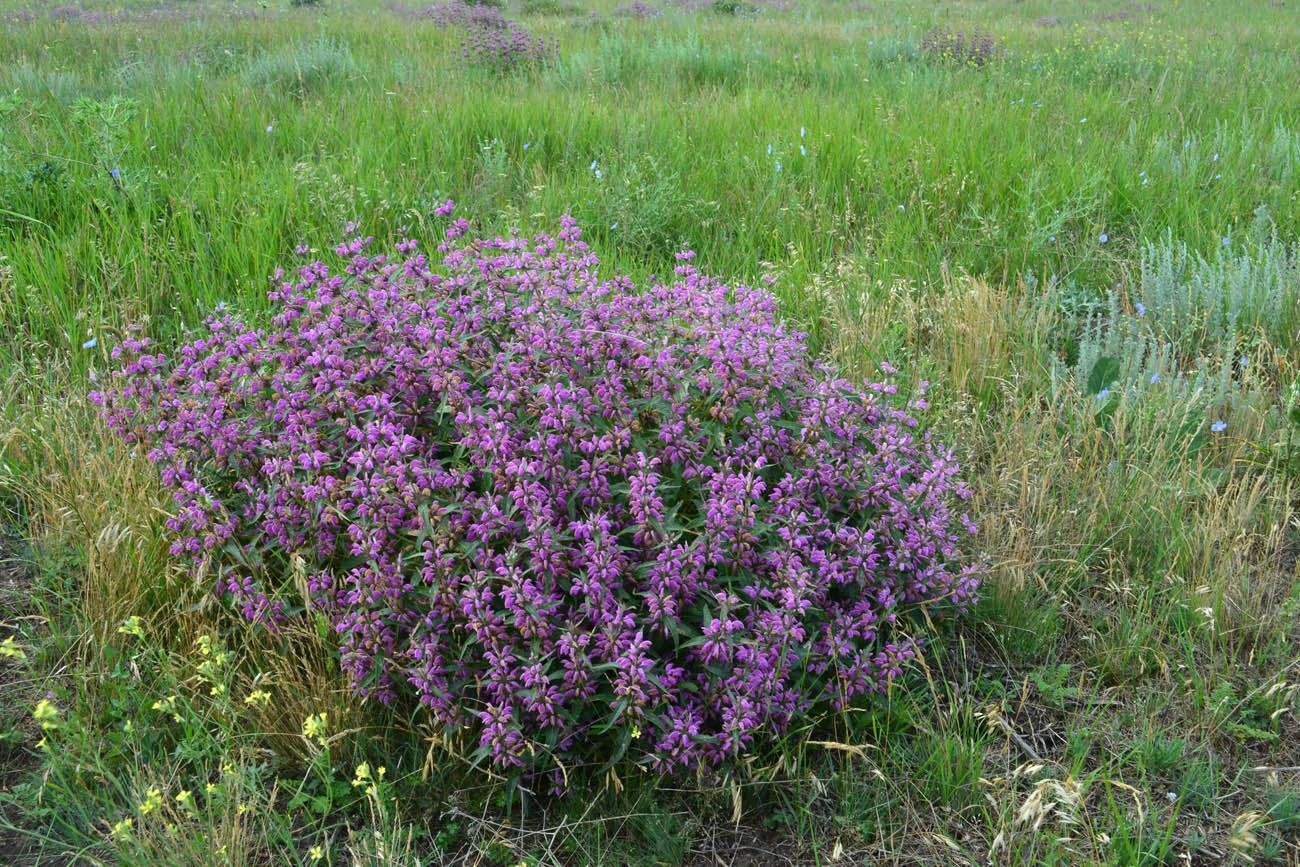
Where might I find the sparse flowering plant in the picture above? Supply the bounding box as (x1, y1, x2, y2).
(92, 213, 982, 782)
(920, 27, 1002, 67)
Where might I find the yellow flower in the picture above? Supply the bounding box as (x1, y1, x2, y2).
(0, 636, 26, 660)
(630, 725, 642, 739)
(302, 712, 328, 744)
(308, 844, 325, 861)
(244, 689, 272, 708)
(176, 789, 194, 809)
(33, 698, 60, 731)
(110, 816, 134, 838)
(138, 788, 163, 816)
(117, 616, 145, 638)
(351, 762, 371, 788)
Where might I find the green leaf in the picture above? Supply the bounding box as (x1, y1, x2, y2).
(1086, 355, 1122, 396)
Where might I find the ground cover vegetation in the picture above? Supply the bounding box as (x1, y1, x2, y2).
(0, 0, 1298, 863)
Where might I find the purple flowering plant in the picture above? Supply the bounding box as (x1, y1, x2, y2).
(92, 209, 982, 784)
(459, 23, 557, 72)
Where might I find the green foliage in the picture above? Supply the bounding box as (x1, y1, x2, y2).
(1137, 230, 1300, 355)
(244, 37, 357, 96)
(710, 0, 756, 15)
(581, 154, 710, 259)
(518, 0, 582, 15)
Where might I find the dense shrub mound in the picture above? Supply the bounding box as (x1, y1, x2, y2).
(92, 213, 982, 781)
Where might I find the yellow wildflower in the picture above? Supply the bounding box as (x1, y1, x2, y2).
(244, 689, 273, 708)
(138, 788, 163, 816)
(33, 698, 60, 731)
(0, 636, 26, 660)
(117, 616, 145, 638)
(302, 712, 328, 745)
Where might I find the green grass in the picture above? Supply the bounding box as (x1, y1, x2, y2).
(1, 0, 1299, 864)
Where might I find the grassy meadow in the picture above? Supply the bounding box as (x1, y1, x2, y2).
(1, 0, 1299, 863)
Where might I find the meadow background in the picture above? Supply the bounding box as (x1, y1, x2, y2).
(1, 0, 1299, 863)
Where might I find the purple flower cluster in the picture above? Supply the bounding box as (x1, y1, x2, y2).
(418, 1, 509, 29)
(460, 23, 558, 71)
(92, 214, 982, 781)
(612, 1, 663, 18)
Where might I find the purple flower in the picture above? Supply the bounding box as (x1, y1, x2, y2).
(1135, 302, 1145, 317)
(1211, 420, 1227, 432)
(93, 218, 984, 783)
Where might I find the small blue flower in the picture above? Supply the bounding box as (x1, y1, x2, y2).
(266, 124, 273, 133)
(1097, 387, 1109, 400)
(775, 161, 782, 173)
(523, 141, 531, 150)
(1099, 233, 1109, 243)
(1211, 420, 1227, 432)
(610, 221, 618, 230)
(81, 337, 97, 349)
(1138, 171, 1146, 178)
(1050, 236, 1056, 243)
(800, 126, 805, 138)
(800, 145, 806, 156)
(767, 143, 772, 155)
(1080, 117, 1087, 123)
(1135, 302, 1146, 316)
(594, 169, 602, 179)
(111, 168, 121, 180)
(1215, 173, 1223, 179)
(1222, 236, 1230, 245)
(1142, 177, 1149, 185)
(589, 159, 598, 171)
(1150, 371, 1159, 385)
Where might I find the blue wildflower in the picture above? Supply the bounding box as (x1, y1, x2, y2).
(81, 337, 97, 349)
(1211, 420, 1227, 432)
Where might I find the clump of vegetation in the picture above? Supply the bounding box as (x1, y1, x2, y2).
(919, 28, 1002, 67)
(418, 0, 509, 28)
(243, 37, 356, 96)
(612, 1, 663, 19)
(460, 22, 558, 71)
(710, 0, 756, 16)
(92, 214, 983, 784)
(519, 0, 585, 16)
